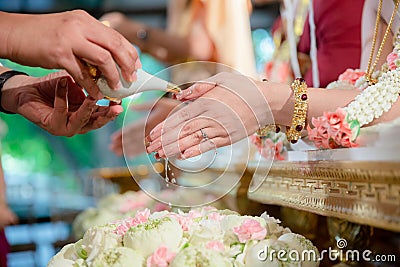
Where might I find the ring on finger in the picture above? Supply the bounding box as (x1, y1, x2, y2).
(200, 128, 209, 142)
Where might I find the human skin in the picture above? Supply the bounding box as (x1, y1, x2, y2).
(0, 67, 123, 137)
(0, 10, 140, 99)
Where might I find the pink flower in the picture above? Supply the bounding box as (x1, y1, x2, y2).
(258, 139, 285, 161)
(207, 212, 223, 221)
(338, 69, 366, 85)
(114, 208, 151, 236)
(233, 219, 267, 243)
(167, 213, 192, 231)
(249, 135, 262, 148)
(153, 202, 170, 212)
(146, 245, 176, 267)
(308, 108, 358, 149)
(205, 240, 225, 252)
(387, 52, 399, 70)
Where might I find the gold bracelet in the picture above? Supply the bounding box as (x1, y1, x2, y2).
(286, 78, 308, 144)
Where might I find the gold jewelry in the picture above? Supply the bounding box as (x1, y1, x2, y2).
(365, 0, 400, 85)
(286, 78, 308, 144)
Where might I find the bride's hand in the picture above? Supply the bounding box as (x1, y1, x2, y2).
(145, 72, 273, 159)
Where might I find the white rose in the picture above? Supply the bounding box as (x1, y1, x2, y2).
(47, 244, 80, 267)
(149, 210, 169, 220)
(79, 225, 122, 262)
(73, 208, 120, 239)
(244, 239, 298, 267)
(91, 247, 144, 267)
(170, 246, 231, 267)
(189, 219, 224, 245)
(123, 217, 183, 258)
(278, 233, 319, 267)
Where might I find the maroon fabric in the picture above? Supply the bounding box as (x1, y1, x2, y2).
(0, 229, 9, 267)
(298, 0, 365, 87)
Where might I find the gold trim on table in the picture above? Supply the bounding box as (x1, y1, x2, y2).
(246, 160, 400, 232)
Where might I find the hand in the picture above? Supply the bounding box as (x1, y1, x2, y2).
(2, 72, 123, 137)
(0, 203, 18, 229)
(2, 10, 140, 99)
(110, 97, 180, 157)
(146, 72, 273, 159)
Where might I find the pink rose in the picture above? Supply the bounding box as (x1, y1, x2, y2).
(146, 245, 176, 267)
(387, 52, 399, 70)
(205, 240, 225, 252)
(338, 69, 366, 85)
(308, 108, 357, 149)
(233, 219, 267, 243)
(249, 135, 262, 148)
(114, 208, 151, 236)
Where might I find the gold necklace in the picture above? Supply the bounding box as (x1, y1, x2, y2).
(366, 0, 400, 85)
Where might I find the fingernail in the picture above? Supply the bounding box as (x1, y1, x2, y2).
(172, 94, 177, 100)
(113, 81, 122, 90)
(59, 77, 68, 88)
(154, 153, 160, 160)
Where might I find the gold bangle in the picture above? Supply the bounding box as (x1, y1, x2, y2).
(286, 78, 308, 144)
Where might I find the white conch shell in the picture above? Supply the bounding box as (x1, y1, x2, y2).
(97, 68, 181, 101)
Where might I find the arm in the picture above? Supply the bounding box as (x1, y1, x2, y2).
(145, 72, 399, 158)
(0, 10, 140, 99)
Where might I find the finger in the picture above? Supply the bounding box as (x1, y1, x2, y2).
(180, 137, 228, 159)
(147, 102, 204, 142)
(80, 105, 123, 133)
(110, 130, 123, 156)
(176, 82, 217, 101)
(67, 96, 97, 134)
(61, 55, 103, 99)
(146, 117, 213, 153)
(74, 41, 121, 90)
(88, 24, 139, 83)
(51, 77, 69, 129)
(158, 127, 227, 158)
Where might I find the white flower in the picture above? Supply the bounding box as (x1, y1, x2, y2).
(170, 245, 231, 267)
(123, 217, 183, 257)
(244, 239, 297, 267)
(47, 244, 79, 267)
(78, 225, 122, 262)
(72, 208, 120, 239)
(91, 247, 144, 267)
(189, 219, 224, 245)
(278, 233, 319, 267)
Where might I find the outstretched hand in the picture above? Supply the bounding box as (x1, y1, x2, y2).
(145, 72, 273, 159)
(1, 72, 123, 136)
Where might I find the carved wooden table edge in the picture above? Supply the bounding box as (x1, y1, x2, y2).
(245, 160, 400, 232)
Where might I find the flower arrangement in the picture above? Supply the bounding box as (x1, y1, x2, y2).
(250, 131, 289, 161)
(308, 45, 400, 149)
(49, 207, 319, 267)
(72, 190, 227, 239)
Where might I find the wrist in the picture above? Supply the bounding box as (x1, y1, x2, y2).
(256, 80, 294, 126)
(1, 73, 30, 114)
